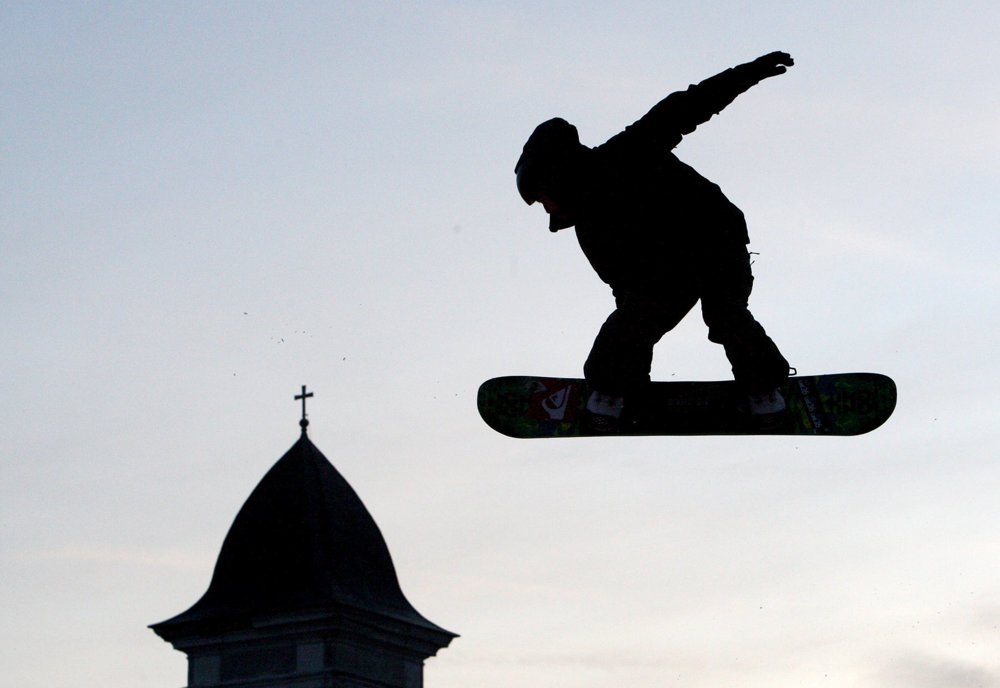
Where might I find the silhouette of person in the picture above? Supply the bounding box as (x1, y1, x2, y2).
(515, 52, 794, 428)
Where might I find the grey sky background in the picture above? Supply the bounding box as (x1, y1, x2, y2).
(3, 2, 1000, 687)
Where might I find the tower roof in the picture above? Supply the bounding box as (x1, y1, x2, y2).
(151, 430, 453, 640)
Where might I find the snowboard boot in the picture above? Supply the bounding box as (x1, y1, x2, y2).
(740, 368, 795, 430)
(744, 386, 788, 431)
(747, 387, 786, 413)
(585, 390, 625, 433)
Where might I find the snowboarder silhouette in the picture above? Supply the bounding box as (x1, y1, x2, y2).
(515, 52, 795, 429)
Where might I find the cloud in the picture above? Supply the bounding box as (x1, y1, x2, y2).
(882, 652, 1000, 688)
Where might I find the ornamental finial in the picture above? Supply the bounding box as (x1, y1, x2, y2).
(294, 385, 313, 432)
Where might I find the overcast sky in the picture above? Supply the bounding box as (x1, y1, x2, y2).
(3, 2, 1000, 687)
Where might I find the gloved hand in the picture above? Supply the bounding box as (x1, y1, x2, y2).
(753, 51, 795, 78)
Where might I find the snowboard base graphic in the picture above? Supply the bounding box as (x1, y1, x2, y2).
(477, 373, 896, 438)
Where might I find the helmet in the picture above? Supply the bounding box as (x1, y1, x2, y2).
(514, 118, 581, 202)
(514, 118, 583, 230)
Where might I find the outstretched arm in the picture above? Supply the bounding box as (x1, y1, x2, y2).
(625, 52, 794, 149)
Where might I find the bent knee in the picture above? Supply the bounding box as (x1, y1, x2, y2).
(703, 307, 759, 344)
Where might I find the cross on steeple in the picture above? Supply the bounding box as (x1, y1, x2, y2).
(295, 385, 314, 432)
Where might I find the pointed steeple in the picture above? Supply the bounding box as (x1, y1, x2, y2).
(151, 389, 455, 687)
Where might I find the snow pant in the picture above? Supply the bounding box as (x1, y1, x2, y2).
(583, 242, 789, 397)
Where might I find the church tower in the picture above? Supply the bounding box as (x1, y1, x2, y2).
(150, 387, 456, 687)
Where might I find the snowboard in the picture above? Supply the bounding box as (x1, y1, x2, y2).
(477, 373, 896, 438)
